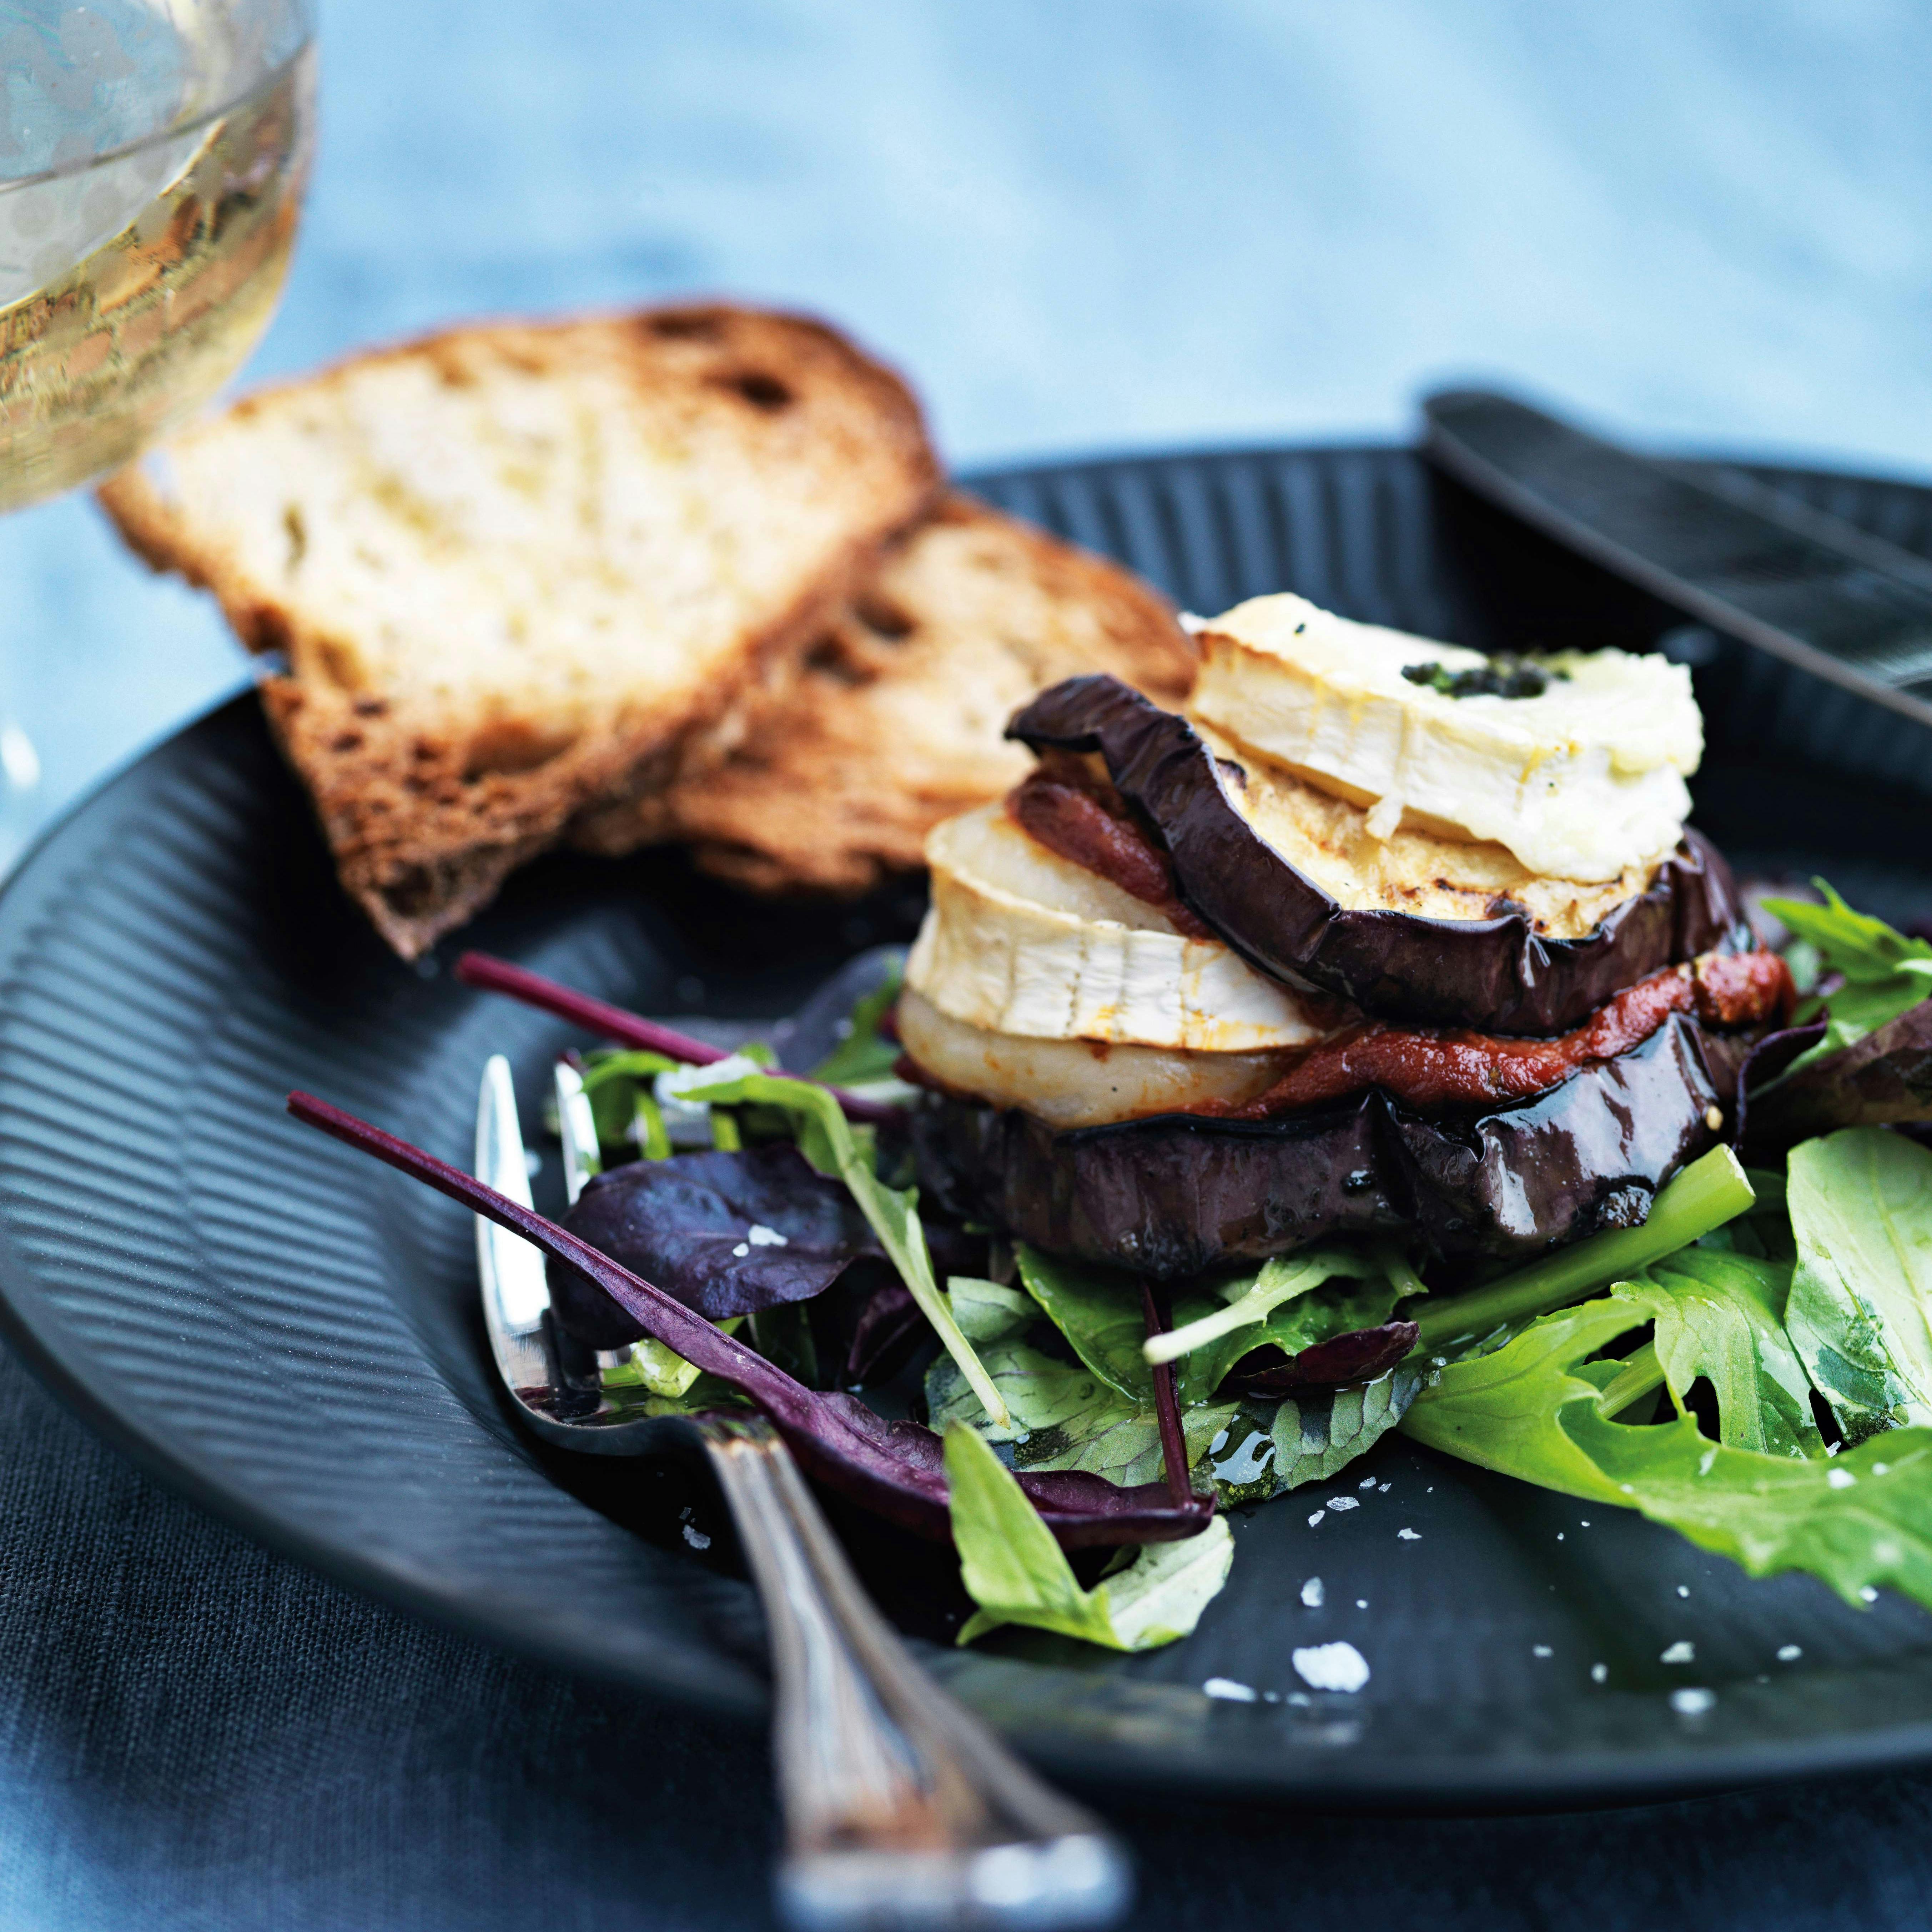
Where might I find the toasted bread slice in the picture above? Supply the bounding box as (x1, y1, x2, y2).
(99, 305, 939, 956)
(570, 496, 1194, 894)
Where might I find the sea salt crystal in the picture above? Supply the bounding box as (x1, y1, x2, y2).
(1325, 1497, 1360, 1511)
(1533, 1645, 1553, 1658)
(1356, 1599, 1368, 1609)
(1359, 1476, 1377, 1489)
(1777, 1645, 1802, 1661)
(682, 1524, 711, 1552)
(1861, 1586, 1879, 1603)
(1827, 1468, 1856, 1490)
(1671, 1687, 1716, 1716)
(1203, 1677, 1257, 1703)
(1379, 1483, 1392, 1493)
(1397, 1528, 1420, 1541)
(1300, 1577, 1325, 1608)
(1292, 1642, 1371, 1694)
(745, 1223, 789, 1247)
(1591, 1663, 1609, 1684)
(1677, 1585, 1690, 1598)
(731, 1242, 750, 1258)
(1308, 1511, 1326, 1528)
(1661, 1640, 1695, 1664)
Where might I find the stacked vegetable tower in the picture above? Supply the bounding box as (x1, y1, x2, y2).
(899, 592, 1793, 1276)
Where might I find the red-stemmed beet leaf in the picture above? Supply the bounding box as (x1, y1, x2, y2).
(453, 952, 901, 1126)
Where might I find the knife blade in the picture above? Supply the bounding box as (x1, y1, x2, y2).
(1422, 389, 1932, 730)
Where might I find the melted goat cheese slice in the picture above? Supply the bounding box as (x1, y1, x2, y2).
(1189, 592, 1702, 884)
(905, 804, 1330, 1053)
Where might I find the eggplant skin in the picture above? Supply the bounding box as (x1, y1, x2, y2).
(915, 1016, 1748, 1279)
(1008, 676, 1745, 1037)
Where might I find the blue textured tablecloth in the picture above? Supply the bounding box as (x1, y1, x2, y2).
(3, 5, 1931, 1925)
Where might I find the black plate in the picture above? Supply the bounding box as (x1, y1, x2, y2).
(5, 444, 1932, 1812)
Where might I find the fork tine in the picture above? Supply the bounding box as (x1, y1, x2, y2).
(475, 1055, 552, 1395)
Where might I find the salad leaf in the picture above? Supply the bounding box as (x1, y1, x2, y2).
(1401, 1297, 1645, 1503)
(945, 1423, 1233, 1649)
(807, 961, 906, 1090)
(1786, 1128, 1932, 1440)
(1012, 1246, 1160, 1403)
(579, 1048, 682, 1148)
(934, 1274, 1418, 1498)
(659, 1060, 1013, 1429)
(1621, 1249, 1822, 1458)
(549, 1143, 884, 1339)
(1760, 881, 1932, 1074)
(1209, 1364, 1429, 1504)
(925, 1318, 1234, 1490)
(1143, 1247, 1386, 1368)
(1404, 1289, 1932, 1613)
(1745, 1002, 1932, 1148)
(1562, 1398, 1932, 1611)
(1186, 1271, 1418, 1399)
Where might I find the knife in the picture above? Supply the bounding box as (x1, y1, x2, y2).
(1422, 389, 1932, 731)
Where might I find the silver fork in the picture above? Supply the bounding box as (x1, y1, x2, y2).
(476, 1054, 1132, 1932)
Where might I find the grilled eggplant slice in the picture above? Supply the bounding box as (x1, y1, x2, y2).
(1007, 676, 1745, 1037)
(915, 1015, 1752, 1279)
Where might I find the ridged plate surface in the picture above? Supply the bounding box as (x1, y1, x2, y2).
(3, 444, 1932, 1809)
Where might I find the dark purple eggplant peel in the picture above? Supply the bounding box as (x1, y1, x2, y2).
(287, 1092, 1212, 1549)
(916, 1016, 1751, 1279)
(1006, 676, 1745, 1037)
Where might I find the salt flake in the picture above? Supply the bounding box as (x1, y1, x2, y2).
(1827, 1468, 1855, 1490)
(1671, 1687, 1716, 1716)
(1300, 1577, 1325, 1608)
(745, 1223, 789, 1247)
(1397, 1528, 1420, 1541)
(1661, 1640, 1695, 1664)
(1777, 1644, 1802, 1662)
(1203, 1677, 1257, 1703)
(1292, 1642, 1371, 1694)
(1307, 1510, 1326, 1527)
(1325, 1497, 1360, 1512)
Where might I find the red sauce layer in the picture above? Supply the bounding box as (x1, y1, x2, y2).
(1197, 948, 1794, 1118)
(1007, 759, 1218, 940)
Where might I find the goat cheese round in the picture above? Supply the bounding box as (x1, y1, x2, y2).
(1189, 592, 1702, 884)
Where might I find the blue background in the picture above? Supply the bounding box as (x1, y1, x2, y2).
(2, 4, 1931, 1924)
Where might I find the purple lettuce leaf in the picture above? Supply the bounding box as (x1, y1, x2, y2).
(1221, 1320, 1422, 1399)
(1745, 1002, 1932, 1153)
(548, 1143, 882, 1346)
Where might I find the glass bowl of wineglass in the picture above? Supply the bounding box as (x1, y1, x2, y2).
(0, 0, 315, 513)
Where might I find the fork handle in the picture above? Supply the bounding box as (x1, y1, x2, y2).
(698, 1420, 1131, 1932)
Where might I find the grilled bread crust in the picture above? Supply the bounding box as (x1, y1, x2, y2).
(570, 495, 1195, 894)
(99, 304, 940, 955)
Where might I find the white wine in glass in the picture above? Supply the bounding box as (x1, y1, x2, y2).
(0, 0, 314, 512)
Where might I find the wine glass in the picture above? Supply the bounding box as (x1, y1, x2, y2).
(0, 0, 313, 856)
(0, 0, 315, 511)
